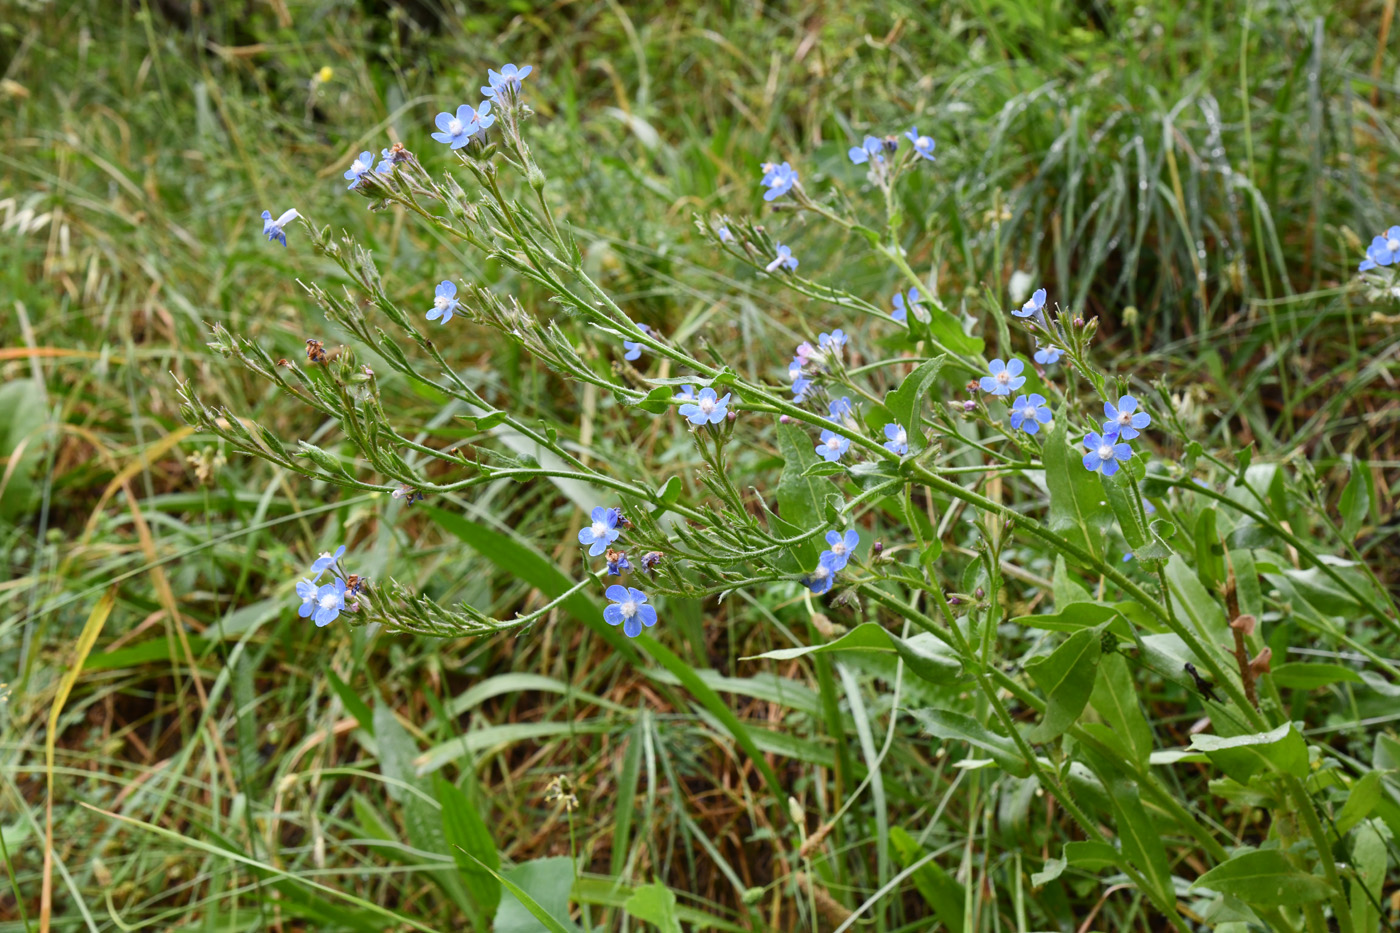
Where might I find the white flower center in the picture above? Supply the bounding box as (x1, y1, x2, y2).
(319, 592, 339, 610)
(917, 137, 931, 150)
(831, 541, 847, 556)
(1117, 411, 1133, 425)
(434, 295, 450, 311)
(995, 371, 1010, 384)
(448, 118, 465, 136)
(1388, 237, 1399, 253)
(813, 566, 829, 580)
(699, 397, 716, 414)
(825, 437, 842, 451)
(590, 521, 608, 539)
(619, 600, 638, 618)
(352, 159, 367, 174)
(1098, 443, 1115, 460)
(894, 428, 907, 445)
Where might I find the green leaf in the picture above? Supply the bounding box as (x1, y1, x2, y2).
(1188, 723, 1309, 784)
(1108, 779, 1175, 908)
(326, 668, 375, 734)
(1194, 508, 1224, 589)
(655, 474, 683, 507)
(1030, 857, 1066, 887)
(775, 421, 828, 568)
(1349, 820, 1386, 933)
(1064, 840, 1121, 870)
(1339, 461, 1374, 543)
(925, 307, 985, 355)
(0, 379, 47, 522)
(425, 507, 641, 662)
(1043, 419, 1109, 562)
(1025, 628, 1102, 741)
(1012, 602, 1118, 632)
(884, 355, 946, 447)
(1192, 849, 1332, 907)
(802, 460, 847, 478)
(909, 708, 1030, 777)
(744, 622, 961, 686)
(1101, 471, 1147, 550)
(1335, 772, 1383, 837)
(637, 385, 674, 414)
(460, 410, 510, 431)
(1165, 554, 1228, 642)
(889, 826, 965, 933)
(1088, 653, 1154, 767)
(488, 856, 582, 933)
(436, 777, 501, 921)
(1268, 662, 1363, 690)
(623, 882, 683, 933)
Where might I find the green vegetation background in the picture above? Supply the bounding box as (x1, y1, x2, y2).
(2, 0, 1397, 929)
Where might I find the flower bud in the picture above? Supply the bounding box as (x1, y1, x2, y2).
(787, 796, 804, 825)
(872, 541, 883, 557)
(780, 414, 791, 423)
(962, 400, 976, 413)
(1122, 305, 1140, 327)
(526, 166, 546, 190)
(948, 595, 961, 605)
(975, 587, 984, 599)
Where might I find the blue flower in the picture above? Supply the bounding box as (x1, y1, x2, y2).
(1359, 226, 1400, 271)
(623, 322, 650, 361)
(848, 135, 884, 165)
(578, 506, 621, 556)
(678, 386, 731, 425)
(312, 577, 347, 627)
(819, 330, 847, 352)
(1009, 394, 1052, 434)
(1082, 429, 1134, 476)
(891, 287, 918, 322)
(674, 384, 697, 402)
(760, 161, 798, 201)
(296, 578, 319, 618)
(481, 63, 533, 101)
(816, 429, 851, 462)
(1012, 287, 1046, 319)
(821, 529, 860, 571)
(1102, 395, 1151, 440)
(827, 396, 853, 422)
(344, 151, 374, 189)
(431, 103, 494, 149)
(604, 584, 658, 638)
(261, 208, 299, 247)
(428, 280, 460, 324)
(803, 562, 835, 595)
(310, 545, 346, 578)
(1033, 342, 1062, 365)
(606, 551, 631, 575)
(717, 224, 734, 243)
(905, 127, 936, 162)
(792, 375, 813, 401)
(765, 243, 799, 273)
(883, 422, 909, 454)
(979, 358, 1026, 396)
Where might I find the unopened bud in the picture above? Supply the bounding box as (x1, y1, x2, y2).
(1230, 614, 1257, 637)
(727, 410, 737, 421)
(948, 595, 961, 605)
(872, 541, 883, 556)
(975, 587, 984, 599)
(1122, 305, 1140, 327)
(780, 414, 791, 423)
(526, 166, 546, 190)
(1073, 317, 1085, 327)
(787, 796, 804, 825)
(962, 400, 976, 413)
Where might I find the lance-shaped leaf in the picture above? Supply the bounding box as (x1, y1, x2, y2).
(910, 708, 1030, 777)
(1043, 419, 1110, 562)
(1025, 627, 1102, 741)
(1192, 849, 1332, 907)
(1188, 722, 1309, 784)
(745, 622, 961, 686)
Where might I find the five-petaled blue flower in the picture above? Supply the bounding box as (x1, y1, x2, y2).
(623, 322, 650, 361)
(766, 243, 799, 273)
(482, 63, 533, 101)
(848, 135, 884, 165)
(792, 375, 813, 401)
(1009, 394, 1053, 434)
(312, 577, 347, 627)
(819, 330, 846, 352)
(261, 208, 299, 247)
(1013, 287, 1047, 318)
(1359, 226, 1400, 271)
(1102, 395, 1151, 440)
(1033, 342, 1062, 365)
(310, 545, 346, 577)
(821, 529, 860, 571)
(803, 563, 835, 595)
(428, 280, 460, 324)
(344, 151, 374, 189)
(979, 358, 1026, 396)
(1082, 429, 1134, 476)
(678, 387, 731, 425)
(604, 584, 658, 638)
(431, 102, 494, 149)
(816, 429, 851, 462)
(905, 127, 936, 162)
(891, 287, 918, 323)
(761, 161, 798, 201)
(827, 396, 853, 423)
(883, 422, 909, 454)
(296, 578, 320, 619)
(578, 506, 621, 556)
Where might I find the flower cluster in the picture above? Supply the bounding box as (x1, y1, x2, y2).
(1082, 395, 1152, 476)
(804, 528, 859, 595)
(577, 504, 661, 637)
(1358, 226, 1400, 271)
(294, 544, 362, 627)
